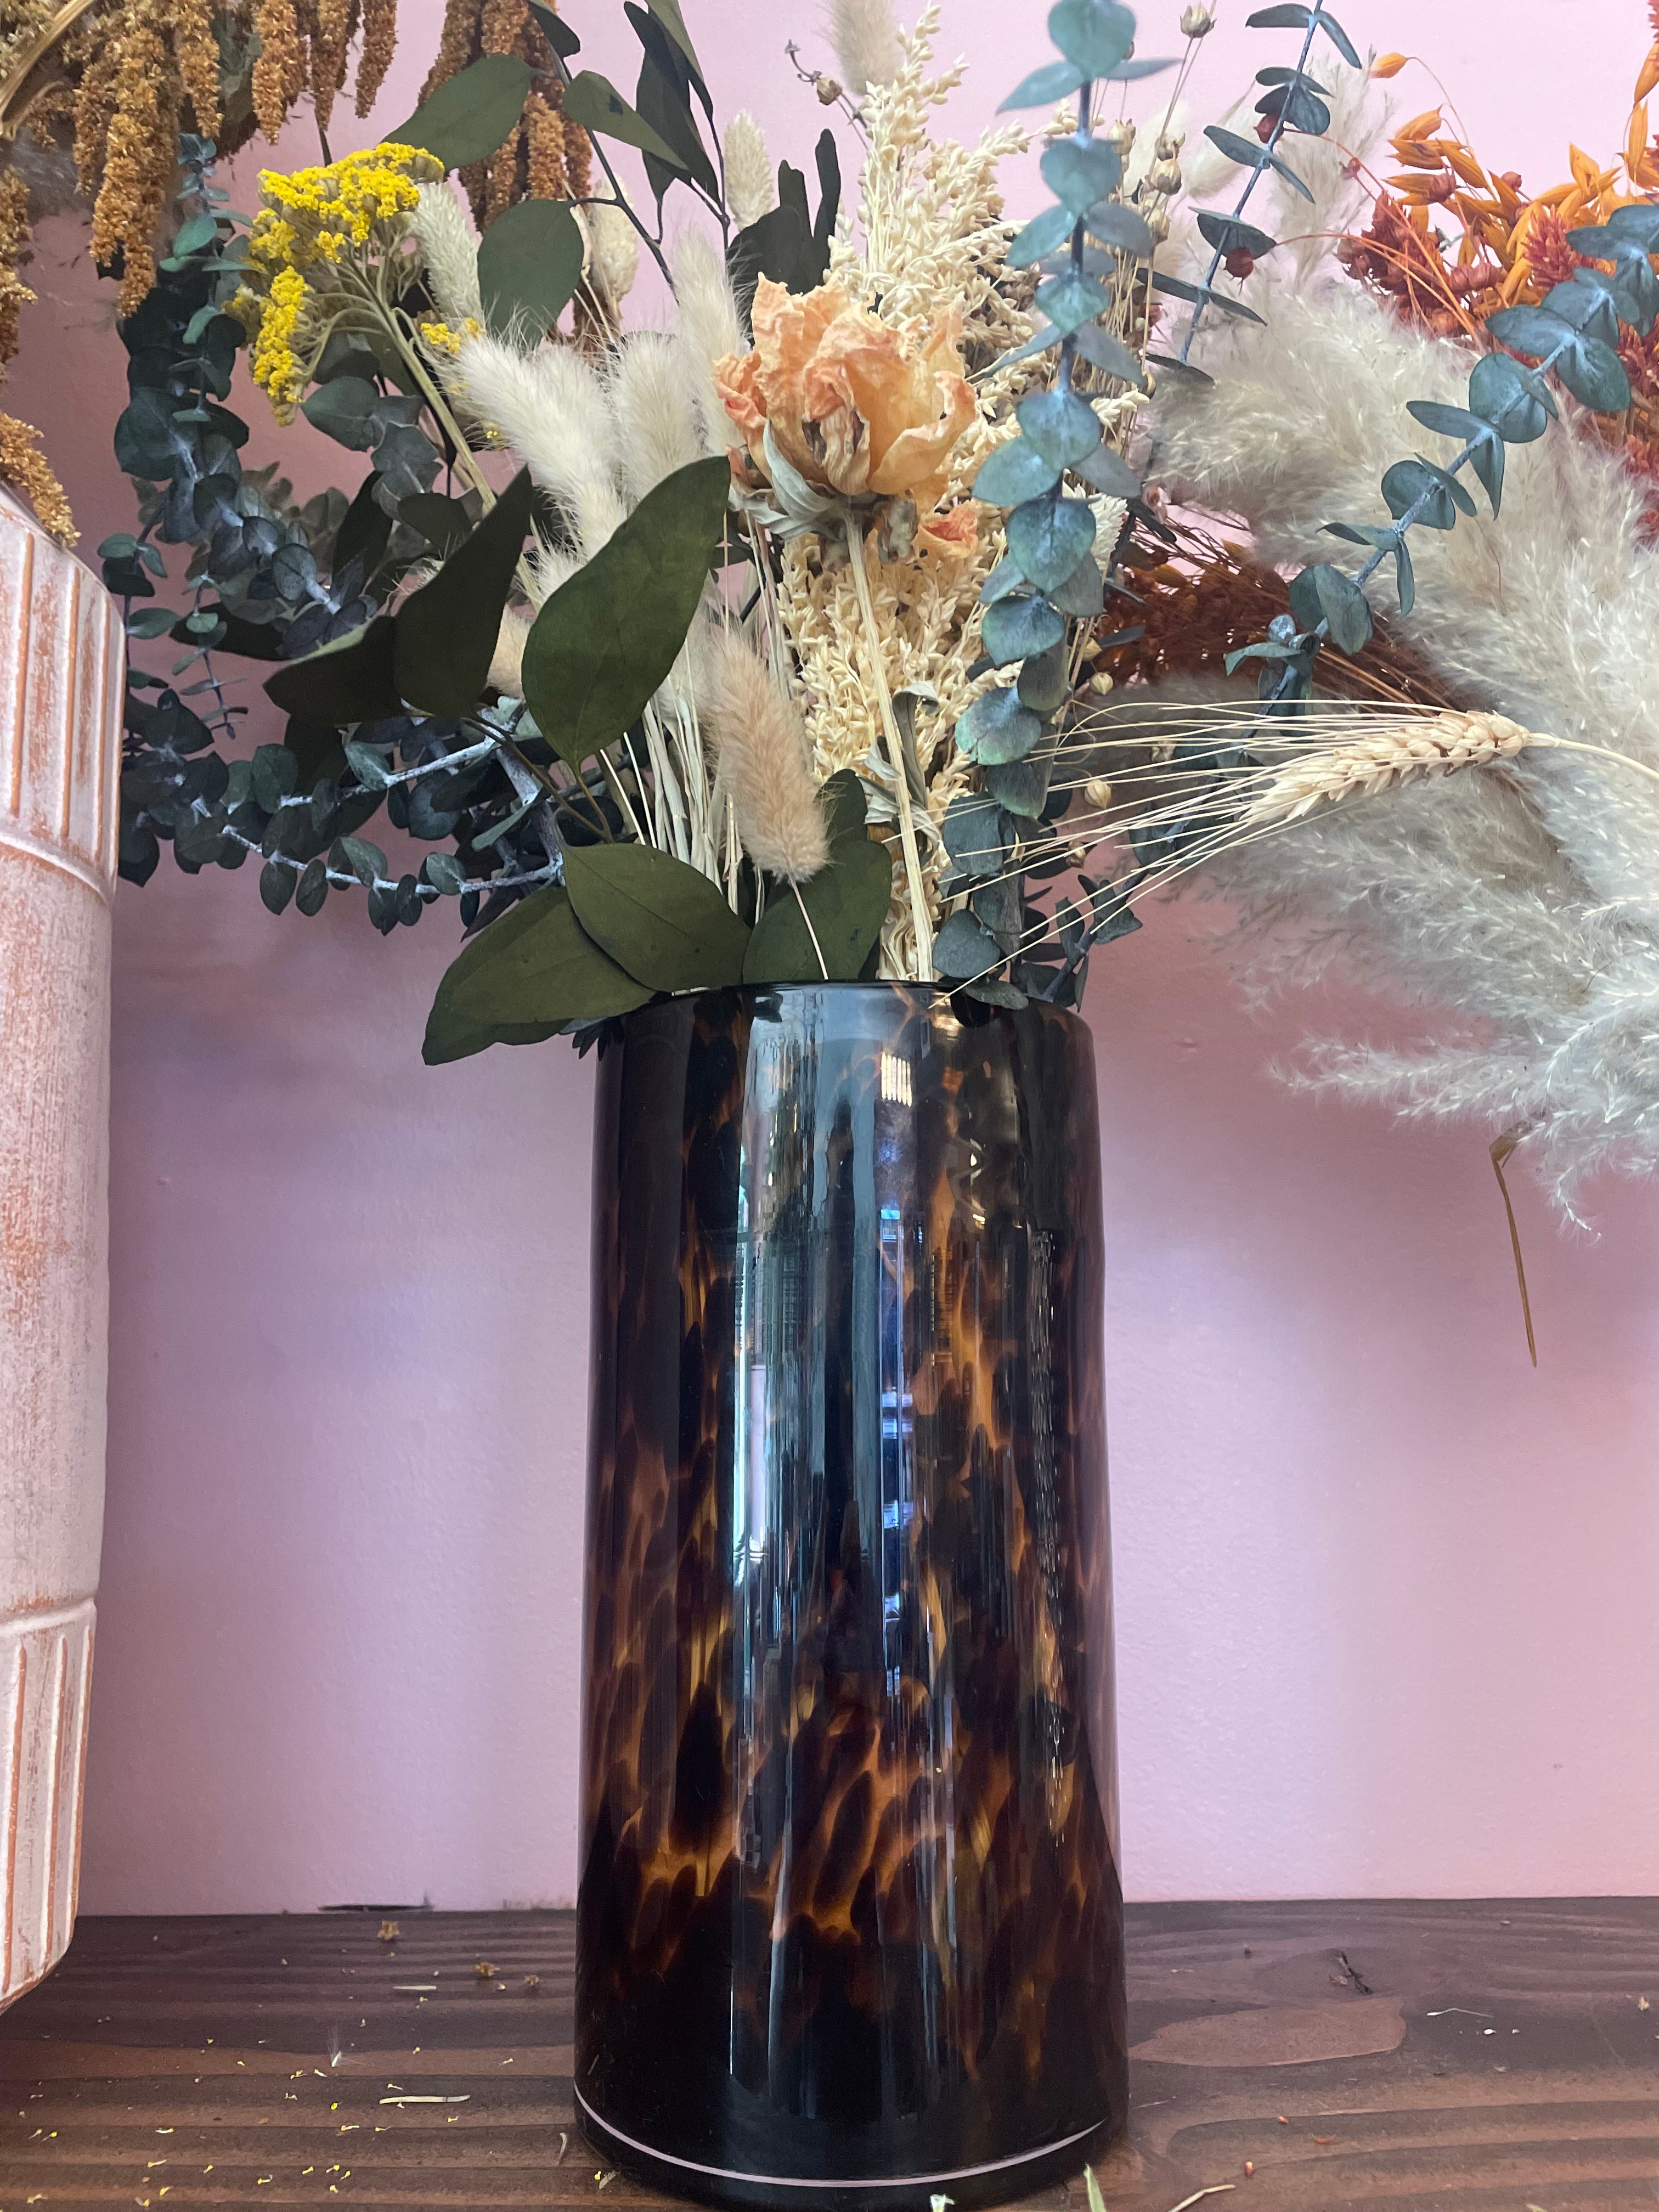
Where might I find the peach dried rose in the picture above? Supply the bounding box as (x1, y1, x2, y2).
(714, 278, 977, 514)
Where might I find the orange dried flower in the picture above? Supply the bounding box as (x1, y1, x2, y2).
(0, 413, 76, 546)
(356, 0, 398, 114)
(252, 0, 304, 138)
(1372, 51, 1408, 78)
(715, 278, 977, 512)
(525, 92, 568, 201)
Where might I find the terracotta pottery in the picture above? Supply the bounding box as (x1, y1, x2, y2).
(0, 489, 121, 2006)
(577, 985, 1125, 2211)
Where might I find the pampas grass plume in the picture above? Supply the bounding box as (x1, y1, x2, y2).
(827, 0, 905, 94)
(698, 631, 830, 883)
(609, 334, 704, 503)
(672, 228, 745, 450)
(725, 111, 775, 228)
(450, 334, 618, 515)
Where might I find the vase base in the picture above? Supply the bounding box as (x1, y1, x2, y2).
(575, 2089, 1125, 2212)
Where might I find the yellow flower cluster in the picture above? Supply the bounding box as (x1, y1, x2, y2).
(248, 142, 443, 274)
(416, 315, 483, 358)
(241, 266, 311, 415)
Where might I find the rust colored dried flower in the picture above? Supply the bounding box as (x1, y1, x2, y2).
(0, 176, 33, 371)
(172, 0, 221, 136)
(252, 0, 304, 138)
(309, 0, 358, 132)
(0, 412, 76, 545)
(89, 0, 179, 313)
(525, 92, 568, 202)
(356, 0, 399, 115)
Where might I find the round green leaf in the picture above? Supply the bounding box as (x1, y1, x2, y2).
(476, 199, 584, 336)
(1041, 138, 1122, 217)
(973, 438, 1063, 506)
(981, 592, 1066, 667)
(1018, 388, 1102, 467)
(1007, 494, 1096, 592)
(956, 685, 1043, 766)
(390, 54, 532, 168)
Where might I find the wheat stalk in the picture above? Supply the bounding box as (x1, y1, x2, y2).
(1240, 709, 1538, 827)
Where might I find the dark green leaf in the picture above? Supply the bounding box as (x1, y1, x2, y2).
(265, 615, 402, 721)
(1245, 1, 1361, 65)
(1551, 332, 1631, 413)
(1254, 78, 1329, 134)
(334, 471, 393, 584)
(1071, 443, 1141, 498)
(1468, 349, 1555, 443)
(398, 491, 475, 556)
(424, 883, 650, 1063)
(984, 752, 1053, 817)
(562, 70, 684, 167)
(1407, 399, 1505, 513)
(259, 859, 295, 914)
(423, 852, 468, 894)
(395, 467, 534, 716)
(1605, 203, 1659, 253)
(1151, 270, 1265, 324)
(1008, 494, 1096, 590)
(390, 54, 532, 168)
(1380, 457, 1469, 531)
(1047, 0, 1135, 75)
(1008, 204, 1076, 269)
(1040, 137, 1122, 216)
(563, 842, 748, 990)
(344, 739, 393, 788)
(956, 685, 1043, 765)
(296, 856, 329, 915)
(127, 607, 182, 639)
(1539, 275, 1619, 346)
(743, 836, 891, 981)
(335, 834, 386, 887)
(1487, 302, 1575, 359)
(1000, 58, 1085, 110)
(527, 0, 579, 55)
(982, 592, 1065, 666)
(1324, 520, 1413, 613)
(1018, 388, 1102, 466)
(522, 455, 729, 766)
(1295, 561, 1373, 653)
(477, 198, 584, 337)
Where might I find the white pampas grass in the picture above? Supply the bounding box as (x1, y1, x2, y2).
(724, 110, 776, 228)
(827, 0, 905, 95)
(410, 182, 483, 328)
(586, 199, 640, 307)
(1149, 269, 1659, 1209)
(670, 227, 744, 452)
(608, 334, 705, 503)
(449, 332, 619, 514)
(697, 630, 830, 883)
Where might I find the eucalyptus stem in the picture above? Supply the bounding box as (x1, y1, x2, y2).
(1176, 3, 1325, 362)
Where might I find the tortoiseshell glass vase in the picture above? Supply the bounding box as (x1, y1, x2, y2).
(576, 984, 1125, 2212)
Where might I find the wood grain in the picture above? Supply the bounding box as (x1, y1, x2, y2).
(3, 1901, 1658, 2210)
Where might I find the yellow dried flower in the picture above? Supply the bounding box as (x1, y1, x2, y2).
(249, 142, 443, 274)
(0, 412, 76, 546)
(416, 314, 482, 357)
(247, 263, 311, 415)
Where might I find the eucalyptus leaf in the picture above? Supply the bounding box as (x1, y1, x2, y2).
(982, 592, 1066, 666)
(477, 199, 584, 336)
(1085, 201, 1156, 256)
(1049, 555, 1105, 617)
(394, 467, 534, 716)
(1150, 270, 1265, 324)
(1047, 0, 1135, 72)
(933, 911, 1003, 979)
(1380, 457, 1469, 531)
(522, 455, 730, 766)
(1407, 399, 1504, 513)
(1203, 123, 1312, 201)
(301, 376, 379, 450)
(974, 438, 1064, 505)
(1195, 211, 1276, 258)
(1008, 494, 1096, 590)
(984, 751, 1053, 818)
(1468, 349, 1556, 443)
(1041, 137, 1122, 216)
(390, 54, 532, 168)
(423, 883, 650, 1063)
(1008, 204, 1076, 269)
(1300, 562, 1372, 653)
(1017, 642, 1071, 714)
(1018, 388, 1102, 467)
(1071, 322, 1148, 386)
(1071, 444, 1141, 498)
(564, 841, 749, 990)
(956, 685, 1043, 766)
(1245, 1, 1361, 66)
(1035, 269, 1114, 335)
(1000, 57, 1085, 110)
(259, 859, 295, 914)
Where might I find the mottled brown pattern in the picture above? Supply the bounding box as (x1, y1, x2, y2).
(576, 985, 1125, 2211)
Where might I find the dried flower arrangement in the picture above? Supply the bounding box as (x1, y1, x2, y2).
(83, 0, 1659, 1217)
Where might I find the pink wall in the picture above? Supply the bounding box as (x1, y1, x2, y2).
(11, 0, 1659, 1913)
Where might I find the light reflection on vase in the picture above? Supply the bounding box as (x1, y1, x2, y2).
(577, 984, 1124, 2211)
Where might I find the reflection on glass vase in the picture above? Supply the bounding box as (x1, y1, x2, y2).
(577, 984, 1124, 2212)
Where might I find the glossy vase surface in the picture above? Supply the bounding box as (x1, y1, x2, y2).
(577, 984, 1124, 2210)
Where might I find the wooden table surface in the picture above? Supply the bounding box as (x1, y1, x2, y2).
(3, 1902, 1657, 2210)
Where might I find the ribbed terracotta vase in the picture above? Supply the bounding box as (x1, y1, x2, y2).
(576, 984, 1125, 2211)
(0, 490, 121, 2006)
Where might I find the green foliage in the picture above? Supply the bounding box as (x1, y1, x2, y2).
(727, 136, 840, 311)
(477, 201, 585, 337)
(424, 885, 650, 1064)
(742, 776, 891, 982)
(520, 456, 730, 765)
(390, 55, 533, 168)
(394, 470, 535, 715)
(565, 843, 749, 989)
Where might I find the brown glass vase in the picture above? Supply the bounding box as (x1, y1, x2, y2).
(576, 984, 1125, 2211)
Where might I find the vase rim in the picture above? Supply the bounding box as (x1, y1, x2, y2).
(620, 981, 1092, 1034)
